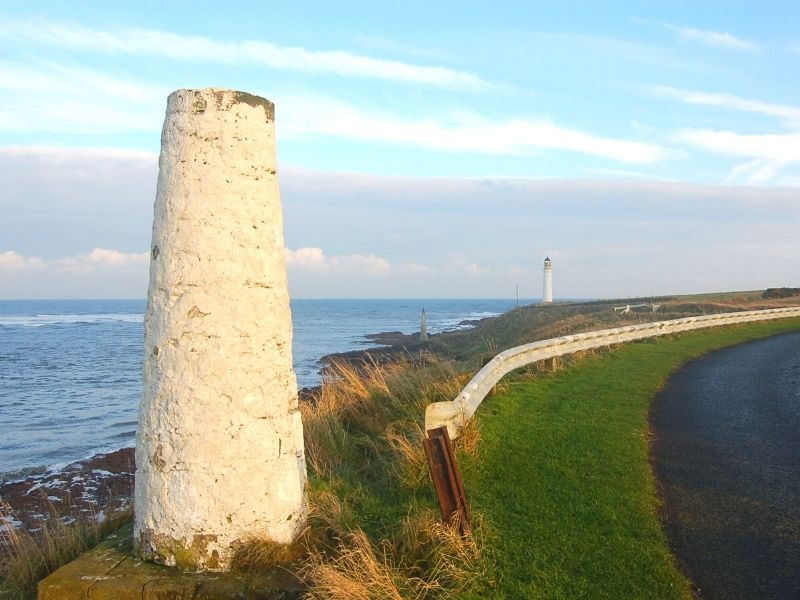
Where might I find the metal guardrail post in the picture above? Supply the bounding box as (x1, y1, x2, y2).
(423, 426, 471, 534)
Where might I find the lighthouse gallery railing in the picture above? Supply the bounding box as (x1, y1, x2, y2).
(425, 306, 800, 439)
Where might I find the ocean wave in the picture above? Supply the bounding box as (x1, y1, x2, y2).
(0, 313, 144, 327)
(433, 311, 502, 331)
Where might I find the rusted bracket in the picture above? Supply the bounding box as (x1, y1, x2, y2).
(423, 426, 471, 534)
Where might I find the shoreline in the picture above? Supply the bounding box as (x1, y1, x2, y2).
(0, 306, 499, 531)
(0, 317, 487, 532)
(314, 313, 498, 369)
(0, 447, 134, 535)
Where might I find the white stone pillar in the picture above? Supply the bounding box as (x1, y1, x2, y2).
(134, 88, 307, 571)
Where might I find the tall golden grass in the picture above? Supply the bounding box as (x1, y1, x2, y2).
(0, 499, 132, 599)
(296, 356, 485, 598)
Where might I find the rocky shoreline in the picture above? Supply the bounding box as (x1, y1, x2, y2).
(0, 333, 415, 535)
(0, 448, 135, 535)
(316, 314, 496, 369)
(1, 315, 498, 536)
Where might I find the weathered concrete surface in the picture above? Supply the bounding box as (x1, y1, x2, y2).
(135, 88, 307, 570)
(38, 524, 304, 599)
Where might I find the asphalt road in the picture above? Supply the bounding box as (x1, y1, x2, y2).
(651, 330, 800, 600)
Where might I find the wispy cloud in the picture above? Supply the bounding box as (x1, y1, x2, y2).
(1, 18, 488, 89)
(284, 247, 492, 279)
(0, 251, 45, 270)
(668, 25, 756, 51)
(0, 58, 659, 164)
(280, 94, 666, 163)
(675, 128, 800, 162)
(0, 61, 165, 134)
(656, 86, 800, 183)
(674, 128, 800, 184)
(285, 247, 390, 275)
(653, 86, 800, 128)
(0, 144, 157, 162)
(0, 248, 147, 272)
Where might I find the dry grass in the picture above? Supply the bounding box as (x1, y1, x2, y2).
(302, 530, 420, 600)
(385, 422, 429, 491)
(0, 499, 132, 600)
(301, 513, 482, 600)
(230, 528, 312, 572)
(294, 355, 487, 598)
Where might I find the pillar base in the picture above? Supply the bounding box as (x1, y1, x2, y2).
(38, 523, 305, 599)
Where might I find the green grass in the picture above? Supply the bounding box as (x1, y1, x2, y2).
(422, 291, 787, 364)
(458, 317, 800, 599)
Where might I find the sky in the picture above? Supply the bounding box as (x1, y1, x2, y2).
(0, 0, 798, 299)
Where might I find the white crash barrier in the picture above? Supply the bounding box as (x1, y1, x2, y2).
(425, 307, 800, 439)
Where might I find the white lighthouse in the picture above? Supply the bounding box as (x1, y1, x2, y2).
(542, 256, 553, 303)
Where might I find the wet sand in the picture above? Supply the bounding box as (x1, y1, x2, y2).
(651, 331, 800, 599)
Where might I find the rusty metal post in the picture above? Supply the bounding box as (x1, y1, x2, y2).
(423, 426, 470, 534)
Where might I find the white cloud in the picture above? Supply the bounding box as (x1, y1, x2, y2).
(285, 247, 390, 275)
(675, 129, 800, 162)
(0, 251, 45, 270)
(0, 62, 165, 134)
(331, 254, 390, 275)
(1, 18, 487, 89)
(280, 94, 665, 163)
(285, 247, 327, 270)
(0, 248, 147, 272)
(674, 128, 800, 184)
(86, 248, 149, 266)
(653, 86, 800, 128)
(656, 87, 800, 184)
(0, 144, 157, 163)
(0, 59, 166, 102)
(669, 25, 756, 51)
(0, 59, 660, 164)
(724, 159, 787, 185)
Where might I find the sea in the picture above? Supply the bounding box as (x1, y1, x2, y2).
(0, 298, 518, 479)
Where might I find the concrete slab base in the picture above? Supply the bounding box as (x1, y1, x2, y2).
(38, 524, 305, 599)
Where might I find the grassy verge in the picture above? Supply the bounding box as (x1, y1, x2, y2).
(458, 317, 800, 599)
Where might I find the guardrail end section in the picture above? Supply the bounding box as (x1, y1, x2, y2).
(423, 426, 471, 535)
(425, 400, 463, 439)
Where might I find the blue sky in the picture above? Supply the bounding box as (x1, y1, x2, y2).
(0, 1, 798, 298)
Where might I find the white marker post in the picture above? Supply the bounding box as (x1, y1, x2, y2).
(134, 89, 307, 570)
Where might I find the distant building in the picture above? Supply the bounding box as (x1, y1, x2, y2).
(543, 257, 553, 303)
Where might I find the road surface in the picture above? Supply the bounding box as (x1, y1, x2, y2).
(651, 330, 800, 600)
